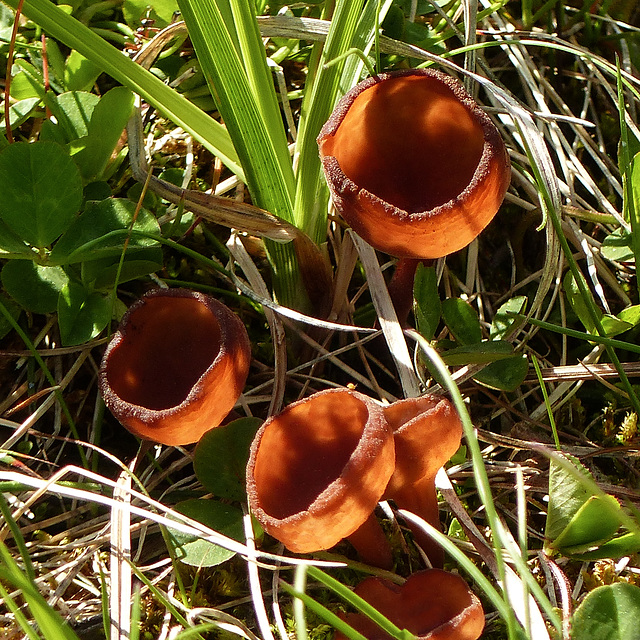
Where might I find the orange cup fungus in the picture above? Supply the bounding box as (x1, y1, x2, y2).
(318, 68, 511, 259)
(100, 288, 250, 446)
(246, 389, 463, 567)
(246, 389, 396, 565)
(337, 569, 485, 640)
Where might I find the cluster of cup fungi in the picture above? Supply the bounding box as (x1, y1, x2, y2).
(100, 68, 511, 640)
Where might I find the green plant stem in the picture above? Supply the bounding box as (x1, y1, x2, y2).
(405, 329, 522, 639)
(531, 354, 561, 449)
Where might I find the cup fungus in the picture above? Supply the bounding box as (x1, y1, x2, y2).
(383, 396, 463, 565)
(99, 288, 251, 446)
(247, 389, 463, 568)
(336, 569, 485, 640)
(246, 388, 396, 566)
(318, 68, 510, 259)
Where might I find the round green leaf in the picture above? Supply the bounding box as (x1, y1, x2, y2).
(473, 354, 529, 392)
(1, 261, 68, 314)
(0, 141, 82, 248)
(441, 297, 482, 345)
(194, 417, 262, 502)
(571, 583, 640, 640)
(170, 499, 244, 567)
(57, 281, 111, 346)
(50, 198, 161, 265)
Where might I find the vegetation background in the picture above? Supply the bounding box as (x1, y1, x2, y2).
(1, 0, 640, 638)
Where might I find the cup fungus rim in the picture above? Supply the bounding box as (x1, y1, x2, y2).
(246, 388, 394, 541)
(318, 68, 508, 224)
(99, 287, 247, 424)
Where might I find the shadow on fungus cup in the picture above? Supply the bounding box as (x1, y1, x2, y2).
(99, 288, 251, 447)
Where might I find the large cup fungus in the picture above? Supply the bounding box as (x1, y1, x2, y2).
(100, 288, 251, 446)
(246, 388, 396, 566)
(336, 569, 485, 640)
(318, 68, 510, 260)
(247, 389, 462, 568)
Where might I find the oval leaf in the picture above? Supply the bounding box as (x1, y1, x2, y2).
(169, 499, 244, 567)
(571, 583, 640, 640)
(441, 297, 482, 345)
(57, 282, 111, 346)
(0, 141, 82, 248)
(2, 261, 68, 314)
(194, 417, 262, 501)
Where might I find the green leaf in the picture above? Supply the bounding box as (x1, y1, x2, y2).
(70, 86, 135, 180)
(63, 50, 102, 92)
(0, 97, 40, 133)
(490, 295, 527, 340)
(57, 281, 111, 346)
(601, 228, 634, 263)
(441, 297, 482, 345)
(0, 141, 83, 248)
(9, 60, 44, 100)
(1, 262, 69, 314)
(0, 219, 34, 257)
(545, 455, 623, 554)
(617, 304, 640, 328)
(601, 314, 633, 337)
(81, 254, 163, 290)
(564, 270, 599, 335)
(123, 0, 179, 28)
(169, 499, 244, 567)
(440, 340, 515, 366)
(572, 530, 640, 561)
(413, 262, 441, 340)
(42, 91, 100, 143)
(571, 583, 640, 640)
(552, 494, 622, 552)
(193, 417, 262, 501)
(50, 198, 161, 265)
(473, 354, 529, 392)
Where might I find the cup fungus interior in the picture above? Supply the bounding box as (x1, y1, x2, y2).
(322, 74, 485, 213)
(105, 296, 221, 411)
(251, 392, 370, 519)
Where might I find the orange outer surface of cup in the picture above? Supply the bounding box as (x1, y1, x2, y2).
(246, 388, 395, 554)
(337, 569, 485, 640)
(99, 288, 251, 446)
(318, 69, 511, 259)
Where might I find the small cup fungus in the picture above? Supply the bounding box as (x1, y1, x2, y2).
(337, 569, 485, 640)
(383, 396, 463, 565)
(100, 288, 251, 446)
(246, 388, 396, 566)
(318, 68, 510, 259)
(247, 389, 462, 567)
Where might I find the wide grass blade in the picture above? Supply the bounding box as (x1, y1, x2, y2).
(293, 0, 389, 243)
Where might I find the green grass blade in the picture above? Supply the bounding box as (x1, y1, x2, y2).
(3, 0, 242, 177)
(176, 0, 304, 306)
(0, 491, 35, 581)
(0, 581, 43, 640)
(293, 0, 381, 243)
(176, 0, 294, 221)
(0, 539, 82, 640)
